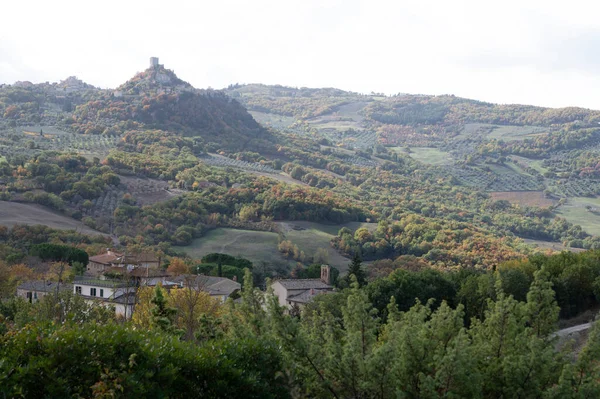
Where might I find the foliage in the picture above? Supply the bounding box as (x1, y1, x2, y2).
(0, 323, 290, 398)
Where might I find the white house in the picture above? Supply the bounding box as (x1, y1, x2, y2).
(73, 278, 136, 318)
(271, 265, 334, 309)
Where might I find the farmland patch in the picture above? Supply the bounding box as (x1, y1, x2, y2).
(556, 197, 600, 236)
(180, 228, 292, 267)
(0, 201, 106, 236)
(392, 147, 453, 165)
(490, 191, 554, 207)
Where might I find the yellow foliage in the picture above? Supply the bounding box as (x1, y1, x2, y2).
(132, 283, 222, 338)
(131, 286, 155, 330)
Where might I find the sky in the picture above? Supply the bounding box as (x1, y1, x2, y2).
(2, 0, 600, 109)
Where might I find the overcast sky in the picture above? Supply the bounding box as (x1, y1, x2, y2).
(2, 0, 600, 109)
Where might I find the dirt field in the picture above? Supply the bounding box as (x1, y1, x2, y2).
(118, 175, 184, 205)
(490, 191, 554, 208)
(523, 239, 585, 253)
(0, 201, 106, 236)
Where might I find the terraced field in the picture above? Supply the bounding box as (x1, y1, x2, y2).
(0, 201, 106, 236)
(451, 165, 544, 192)
(200, 154, 278, 173)
(459, 123, 548, 141)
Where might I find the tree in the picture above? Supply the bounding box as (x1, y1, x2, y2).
(150, 285, 179, 335)
(169, 277, 221, 342)
(313, 248, 329, 264)
(346, 253, 366, 287)
(166, 257, 190, 276)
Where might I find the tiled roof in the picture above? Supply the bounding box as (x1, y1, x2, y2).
(274, 279, 332, 290)
(206, 278, 241, 296)
(135, 252, 159, 263)
(128, 267, 170, 278)
(17, 280, 72, 293)
(167, 274, 241, 297)
(287, 288, 333, 304)
(89, 253, 123, 265)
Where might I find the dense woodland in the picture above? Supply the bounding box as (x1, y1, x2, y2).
(3, 66, 600, 396)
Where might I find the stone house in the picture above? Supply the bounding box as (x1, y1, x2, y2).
(16, 280, 72, 303)
(87, 250, 160, 276)
(271, 265, 334, 309)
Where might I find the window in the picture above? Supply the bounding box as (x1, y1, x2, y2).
(33, 292, 38, 300)
(90, 288, 97, 297)
(75, 286, 82, 294)
(26, 292, 32, 303)
(99, 289, 104, 298)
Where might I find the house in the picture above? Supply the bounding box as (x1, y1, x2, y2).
(271, 265, 334, 309)
(130, 252, 160, 269)
(168, 274, 241, 302)
(87, 249, 161, 276)
(72, 277, 136, 319)
(87, 250, 124, 275)
(16, 280, 72, 303)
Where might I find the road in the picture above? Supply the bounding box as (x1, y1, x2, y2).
(553, 322, 592, 338)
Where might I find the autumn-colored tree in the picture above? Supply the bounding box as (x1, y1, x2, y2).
(131, 286, 155, 330)
(166, 257, 190, 276)
(169, 279, 221, 342)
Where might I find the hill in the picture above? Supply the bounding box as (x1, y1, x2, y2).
(3, 66, 600, 277)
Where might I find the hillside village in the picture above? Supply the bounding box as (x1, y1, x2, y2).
(15, 248, 335, 318)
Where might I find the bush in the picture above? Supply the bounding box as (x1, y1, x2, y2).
(0, 323, 290, 398)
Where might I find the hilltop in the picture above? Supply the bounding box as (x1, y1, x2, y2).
(0, 59, 275, 153)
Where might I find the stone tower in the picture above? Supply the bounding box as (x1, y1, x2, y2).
(149, 57, 159, 69)
(320, 265, 331, 285)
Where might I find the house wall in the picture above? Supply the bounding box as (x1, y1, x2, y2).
(82, 299, 133, 319)
(87, 261, 106, 275)
(113, 303, 134, 319)
(16, 288, 49, 303)
(209, 294, 228, 303)
(74, 284, 117, 298)
(272, 283, 308, 308)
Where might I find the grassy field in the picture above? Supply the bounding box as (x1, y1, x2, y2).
(491, 191, 554, 207)
(556, 197, 600, 236)
(392, 147, 453, 165)
(181, 228, 292, 267)
(511, 155, 549, 174)
(249, 111, 297, 131)
(276, 221, 377, 272)
(0, 201, 106, 236)
(182, 222, 377, 272)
